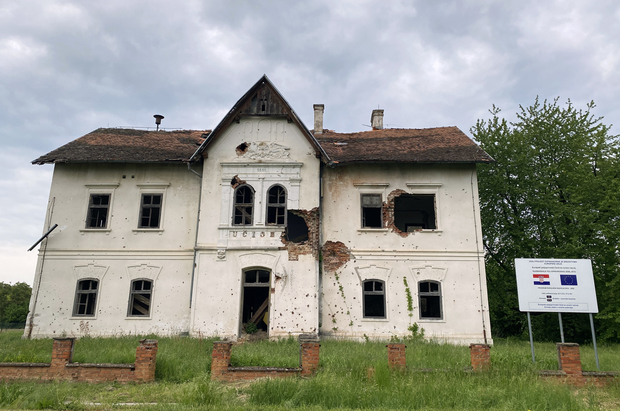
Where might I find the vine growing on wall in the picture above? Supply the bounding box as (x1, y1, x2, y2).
(333, 271, 354, 329)
(403, 277, 414, 319)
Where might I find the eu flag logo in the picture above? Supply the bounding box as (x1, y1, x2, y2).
(560, 275, 578, 286)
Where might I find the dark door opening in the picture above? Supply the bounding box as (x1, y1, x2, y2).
(241, 269, 270, 333)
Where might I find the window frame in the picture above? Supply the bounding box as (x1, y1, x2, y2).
(402, 183, 442, 232)
(418, 280, 443, 320)
(362, 279, 387, 319)
(138, 193, 163, 229)
(266, 184, 287, 226)
(72, 279, 99, 317)
(85, 194, 111, 229)
(233, 184, 255, 226)
(361, 193, 383, 228)
(127, 279, 153, 317)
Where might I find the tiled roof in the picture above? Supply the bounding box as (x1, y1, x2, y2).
(315, 127, 493, 164)
(32, 128, 209, 164)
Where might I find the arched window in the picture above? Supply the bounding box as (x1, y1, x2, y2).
(128, 279, 153, 317)
(73, 279, 99, 317)
(266, 185, 286, 225)
(419, 281, 442, 319)
(233, 185, 254, 226)
(363, 279, 386, 318)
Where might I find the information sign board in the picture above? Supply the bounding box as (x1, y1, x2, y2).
(515, 258, 598, 313)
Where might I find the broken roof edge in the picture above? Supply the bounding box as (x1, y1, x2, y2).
(325, 158, 496, 167)
(31, 158, 199, 165)
(190, 75, 331, 163)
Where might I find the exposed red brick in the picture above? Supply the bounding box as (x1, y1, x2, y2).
(387, 343, 407, 371)
(469, 344, 491, 371)
(322, 241, 351, 272)
(280, 208, 320, 261)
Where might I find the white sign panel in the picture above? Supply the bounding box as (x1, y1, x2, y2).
(515, 258, 598, 313)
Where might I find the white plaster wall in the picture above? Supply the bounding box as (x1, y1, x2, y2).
(320, 163, 492, 344)
(191, 117, 321, 338)
(26, 162, 200, 338)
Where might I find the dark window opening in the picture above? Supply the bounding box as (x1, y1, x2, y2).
(363, 280, 386, 318)
(394, 194, 436, 231)
(86, 194, 110, 228)
(73, 279, 98, 316)
(128, 279, 152, 316)
(419, 281, 442, 319)
(285, 212, 308, 243)
(236, 142, 249, 155)
(361, 194, 383, 228)
(233, 185, 254, 226)
(266, 185, 287, 225)
(139, 194, 162, 228)
(242, 269, 270, 332)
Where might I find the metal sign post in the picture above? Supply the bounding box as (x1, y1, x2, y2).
(558, 313, 565, 343)
(589, 313, 600, 370)
(527, 312, 535, 362)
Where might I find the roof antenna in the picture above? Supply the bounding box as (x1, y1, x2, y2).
(154, 114, 164, 131)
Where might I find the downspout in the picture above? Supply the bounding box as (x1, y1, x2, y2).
(317, 162, 324, 336)
(26, 196, 55, 339)
(471, 168, 488, 344)
(187, 162, 203, 311)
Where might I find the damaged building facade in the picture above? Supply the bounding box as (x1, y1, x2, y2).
(26, 76, 494, 344)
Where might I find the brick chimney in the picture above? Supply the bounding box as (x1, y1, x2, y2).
(371, 109, 384, 130)
(313, 104, 324, 134)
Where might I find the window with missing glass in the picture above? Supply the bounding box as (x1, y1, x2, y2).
(266, 185, 286, 225)
(361, 194, 383, 228)
(233, 185, 254, 226)
(128, 279, 152, 317)
(86, 194, 110, 228)
(73, 279, 99, 316)
(363, 280, 386, 318)
(139, 194, 162, 228)
(394, 194, 436, 231)
(419, 281, 442, 319)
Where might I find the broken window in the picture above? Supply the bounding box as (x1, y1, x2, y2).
(363, 280, 386, 318)
(242, 269, 270, 332)
(266, 185, 287, 225)
(361, 194, 383, 228)
(128, 279, 152, 317)
(285, 211, 309, 243)
(86, 194, 110, 228)
(138, 194, 162, 228)
(394, 194, 436, 231)
(73, 279, 98, 316)
(419, 281, 442, 319)
(233, 184, 254, 226)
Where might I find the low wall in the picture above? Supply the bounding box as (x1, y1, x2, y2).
(385, 343, 490, 371)
(211, 334, 320, 382)
(0, 338, 158, 383)
(539, 343, 618, 387)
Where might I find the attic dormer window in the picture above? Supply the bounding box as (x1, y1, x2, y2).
(233, 184, 255, 226)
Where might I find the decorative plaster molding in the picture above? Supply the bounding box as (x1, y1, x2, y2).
(409, 265, 447, 282)
(241, 142, 291, 160)
(126, 264, 162, 281)
(237, 252, 280, 271)
(354, 264, 392, 284)
(73, 264, 109, 281)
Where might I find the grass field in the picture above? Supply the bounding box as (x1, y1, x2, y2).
(1, 330, 620, 410)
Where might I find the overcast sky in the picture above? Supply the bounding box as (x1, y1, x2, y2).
(1, 0, 619, 285)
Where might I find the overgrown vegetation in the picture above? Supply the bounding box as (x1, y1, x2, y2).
(1, 331, 620, 409)
(0, 282, 31, 328)
(473, 98, 620, 342)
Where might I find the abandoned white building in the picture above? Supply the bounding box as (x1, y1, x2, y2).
(26, 75, 494, 344)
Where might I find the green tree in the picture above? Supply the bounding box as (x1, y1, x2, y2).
(0, 282, 32, 326)
(472, 98, 620, 342)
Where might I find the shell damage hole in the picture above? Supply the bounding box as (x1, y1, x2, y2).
(236, 142, 249, 155)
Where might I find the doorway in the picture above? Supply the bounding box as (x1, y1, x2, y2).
(241, 269, 270, 335)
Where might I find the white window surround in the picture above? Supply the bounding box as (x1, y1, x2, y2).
(133, 183, 169, 232)
(354, 183, 389, 232)
(70, 264, 109, 320)
(80, 183, 119, 233)
(404, 182, 443, 233)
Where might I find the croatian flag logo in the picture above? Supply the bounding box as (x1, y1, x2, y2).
(533, 274, 550, 285)
(560, 275, 578, 286)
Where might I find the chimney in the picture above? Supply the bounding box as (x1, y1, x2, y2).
(371, 109, 384, 130)
(313, 104, 324, 134)
(153, 114, 164, 131)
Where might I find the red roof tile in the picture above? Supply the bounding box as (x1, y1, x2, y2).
(315, 127, 493, 164)
(32, 128, 209, 164)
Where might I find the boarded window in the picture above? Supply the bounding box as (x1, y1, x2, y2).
(394, 194, 436, 231)
(139, 194, 162, 228)
(128, 279, 152, 316)
(266, 185, 286, 225)
(361, 194, 382, 228)
(73, 279, 98, 316)
(233, 185, 254, 226)
(86, 194, 110, 228)
(419, 281, 442, 319)
(363, 280, 386, 318)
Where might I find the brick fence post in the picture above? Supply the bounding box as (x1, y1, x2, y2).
(134, 339, 158, 382)
(557, 343, 582, 377)
(387, 343, 407, 371)
(470, 344, 491, 371)
(211, 341, 232, 381)
(299, 334, 320, 376)
(50, 338, 74, 376)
